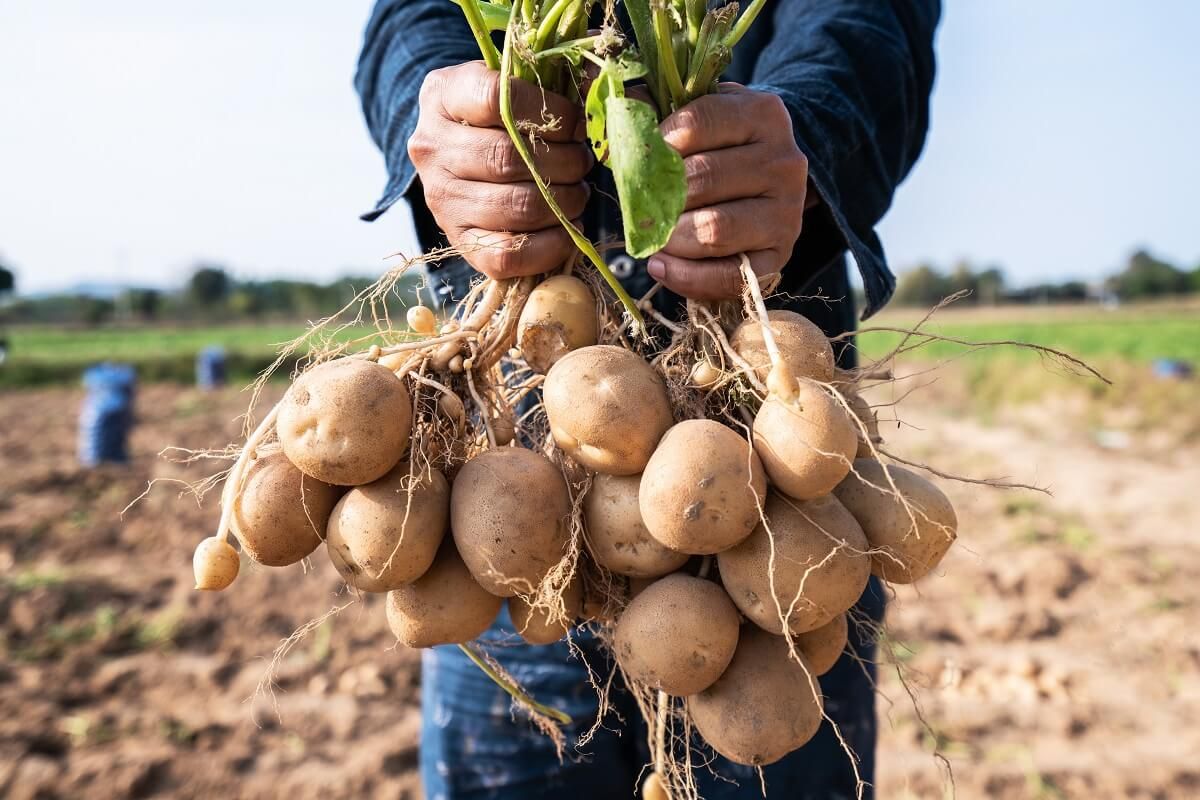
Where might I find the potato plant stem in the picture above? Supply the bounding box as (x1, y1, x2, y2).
(459, 0, 502, 69)
(458, 642, 574, 725)
(725, 0, 768, 48)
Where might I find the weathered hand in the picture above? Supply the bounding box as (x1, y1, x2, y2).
(649, 84, 811, 300)
(408, 61, 593, 279)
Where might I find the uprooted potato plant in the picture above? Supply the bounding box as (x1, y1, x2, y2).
(178, 1, 1110, 798)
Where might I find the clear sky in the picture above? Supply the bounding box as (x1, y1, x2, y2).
(1, 1, 1197, 294)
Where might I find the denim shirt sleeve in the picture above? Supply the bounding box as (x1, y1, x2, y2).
(354, 0, 479, 222)
(747, 0, 939, 317)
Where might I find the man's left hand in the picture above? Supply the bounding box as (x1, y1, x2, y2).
(648, 84, 811, 300)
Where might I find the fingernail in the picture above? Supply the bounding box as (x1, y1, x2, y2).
(647, 257, 665, 280)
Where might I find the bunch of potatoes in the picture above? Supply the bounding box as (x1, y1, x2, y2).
(195, 274, 958, 771)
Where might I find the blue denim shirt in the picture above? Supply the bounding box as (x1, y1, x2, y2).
(354, 0, 939, 319)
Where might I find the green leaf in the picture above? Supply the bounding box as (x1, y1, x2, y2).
(584, 64, 620, 164)
(606, 97, 686, 258)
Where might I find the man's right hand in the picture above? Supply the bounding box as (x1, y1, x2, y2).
(408, 62, 593, 279)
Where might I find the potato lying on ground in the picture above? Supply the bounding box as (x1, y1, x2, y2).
(795, 613, 848, 676)
(451, 447, 571, 597)
(517, 275, 598, 373)
(325, 460, 449, 592)
(583, 473, 689, 577)
(385, 541, 502, 647)
(834, 459, 958, 583)
(719, 492, 870, 634)
(689, 626, 824, 766)
(277, 359, 412, 486)
(730, 310, 835, 385)
(614, 574, 740, 696)
(752, 379, 857, 500)
(544, 345, 673, 475)
(232, 451, 339, 567)
(508, 578, 584, 645)
(640, 420, 767, 555)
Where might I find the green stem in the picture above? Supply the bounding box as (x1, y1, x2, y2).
(625, 0, 668, 117)
(534, 34, 605, 61)
(458, 643, 573, 725)
(725, 0, 769, 48)
(497, 3, 646, 332)
(534, 0, 572, 49)
(457, 0, 502, 69)
(653, 2, 687, 110)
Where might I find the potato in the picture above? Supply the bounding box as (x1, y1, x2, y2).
(640, 420, 768, 555)
(795, 613, 848, 676)
(614, 574, 740, 696)
(386, 542, 501, 647)
(508, 578, 583, 645)
(517, 275, 598, 373)
(277, 359, 412, 486)
(730, 310, 835, 385)
(689, 626, 823, 766)
(845, 389, 881, 459)
(641, 772, 669, 800)
(584, 473, 689, 577)
(193, 536, 240, 591)
(833, 459, 958, 583)
(752, 379, 857, 500)
(718, 492, 870, 634)
(451, 447, 571, 597)
(544, 345, 673, 475)
(325, 460, 449, 592)
(232, 451, 339, 567)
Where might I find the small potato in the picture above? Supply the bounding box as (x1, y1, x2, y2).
(833, 459, 958, 583)
(517, 275, 598, 373)
(730, 310, 835, 385)
(614, 574, 740, 696)
(640, 420, 767, 555)
(232, 451, 339, 567)
(508, 578, 583, 645)
(794, 613, 848, 676)
(385, 542, 502, 648)
(718, 492, 870, 634)
(544, 345, 674, 476)
(193, 536, 240, 591)
(752, 379, 857, 500)
(451, 447, 572, 597)
(325, 461, 449, 592)
(583, 473, 689, 578)
(689, 626, 823, 766)
(277, 359, 412, 486)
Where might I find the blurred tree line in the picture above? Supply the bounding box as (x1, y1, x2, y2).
(890, 249, 1200, 307)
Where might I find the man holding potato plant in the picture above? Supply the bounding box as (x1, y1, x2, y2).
(356, 0, 939, 796)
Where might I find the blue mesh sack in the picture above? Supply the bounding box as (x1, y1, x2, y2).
(79, 363, 136, 465)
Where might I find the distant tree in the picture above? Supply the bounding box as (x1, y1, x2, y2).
(892, 264, 949, 307)
(1107, 249, 1189, 299)
(0, 263, 13, 295)
(77, 296, 114, 326)
(975, 267, 1006, 305)
(122, 288, 161, 320)
(187, 265, 231, 308)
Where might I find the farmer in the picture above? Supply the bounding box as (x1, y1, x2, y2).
(355, 0, 938, 796)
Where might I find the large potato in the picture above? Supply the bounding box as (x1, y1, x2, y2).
(232, 451, 339, 566)
(845, 389, 881, 459)
(451, 447, 571, 597)
(325, 460, 449, 592)
(277, 359, 412, 486)
(730, 310, 835, 385)
(583, 473, 689, 577)
(752, 379, 857, 500)
(718, 492, 870, 634)
(614, 574, 740, 696)
(508, 578, 583, 645)
(833, 459, 957, 583)
(689, 626, 823, 766)
(517, 275, 598, 373)
(640, 420, 767, 555)
(385, 541, 502, 647)
(544, 345, 673, 475)
(795, 613, 848, 676)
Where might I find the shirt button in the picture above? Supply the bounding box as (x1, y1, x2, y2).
(609, 254, 636, 279)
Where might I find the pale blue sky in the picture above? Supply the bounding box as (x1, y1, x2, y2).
(1, 1, 1197, 294)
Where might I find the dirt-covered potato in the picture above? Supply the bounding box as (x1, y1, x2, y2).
(718, 492, 870, 634)
(517, 274, 598, 373)
(833, 459, 958, 583)
(544, 345, 674, 475)
(385, 541, 502, 648)
(752, 379, 857, 500)
(232, 451, 339, 567)
(689, 626, 824, 766)
(325, 460, 449, 592)
(508, 578, 583, 645)
(583, 473, 689, 578)
(730, 310, 835, 385)
(451, 447, 571, 597)
(277, 359, 412, 486)
(640, 420, 767, 555)
(614, 574, 740, 696)
(795, 613, 848, 676)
